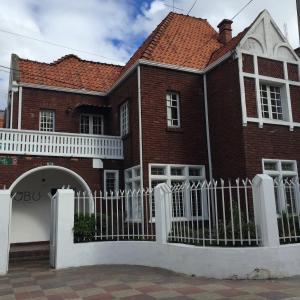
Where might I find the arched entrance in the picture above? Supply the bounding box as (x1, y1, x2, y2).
(9, 166, 91, 244)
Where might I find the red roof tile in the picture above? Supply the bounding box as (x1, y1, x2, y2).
(17, 54, 122, 93)
(123, 12, 222, 72)
(14, 12, 255, 92)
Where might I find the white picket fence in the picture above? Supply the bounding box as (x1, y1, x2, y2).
(74, 190, 155, 242)
(0, 129, 123, 159)
(166, 180, 260, 246)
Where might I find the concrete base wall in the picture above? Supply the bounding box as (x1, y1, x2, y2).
(56, 241, 300, 280)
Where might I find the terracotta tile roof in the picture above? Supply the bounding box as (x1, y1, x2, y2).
(123, 12, 222, 73)
(16, 54, 122, 93)
(14, 12, 255, 92)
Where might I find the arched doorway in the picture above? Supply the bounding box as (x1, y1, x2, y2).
(9, 166, 91, 244)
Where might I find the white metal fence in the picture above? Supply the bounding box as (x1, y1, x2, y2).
(0, 129, 123, 159)
(74, 190, 155, 242)
(166, 180, 260, 247)
(274, 179, 300, 244)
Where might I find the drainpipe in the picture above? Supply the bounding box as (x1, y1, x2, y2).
(17, 86, 22, 130)
(137, 65, 145, 235)
(297, 0, 300, 45)
(203, 74, 213, 181)
(137, 65, 144, 191)
(10, 91, 14, 129)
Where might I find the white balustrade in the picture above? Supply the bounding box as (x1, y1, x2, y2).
(0, 129, 123, 159)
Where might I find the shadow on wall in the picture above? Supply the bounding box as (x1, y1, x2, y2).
(10, 168, 89, 244)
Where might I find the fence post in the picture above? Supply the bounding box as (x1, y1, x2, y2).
(252, 174, 280, 247)
(0, 190, 11, 275)
(154, 183, 172, 244)
(54, 189, 75, 269)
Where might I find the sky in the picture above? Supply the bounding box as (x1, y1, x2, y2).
(0, 0, 298, 109)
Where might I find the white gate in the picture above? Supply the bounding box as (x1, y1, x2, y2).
(49, 193, 57, 268)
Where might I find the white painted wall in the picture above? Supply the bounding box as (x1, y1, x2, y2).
(0, 190, 11, 275)
(10, 169, 87, 244)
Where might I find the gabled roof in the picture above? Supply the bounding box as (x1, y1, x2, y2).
(14, 54, 122, 93)
(123, 12, 222, 73)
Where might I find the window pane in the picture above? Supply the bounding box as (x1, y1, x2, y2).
(189, 167, 201, 177)
(92, 116, 102, 135)
(40, 111, 55, 132)
(281, 162, 295, 171)
(166, 92, 180, 128)
(80, 115, 89, 134)
(106, 172, 117, 193)
(171, 167, 184, 176)
(151, 167, 166, 175)
(264, 162, 278, 171)
(120, 102, 129, 137)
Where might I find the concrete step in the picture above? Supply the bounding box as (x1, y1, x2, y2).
(9, 242, 50, 261)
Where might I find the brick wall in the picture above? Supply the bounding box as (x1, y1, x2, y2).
(243, 123, 300, 178)
(140, 65, 209, 185)
(0, 155, 122, 191)
(258, 57, 284, 79)
(13, 88, 110, 134)
(109, 70, 140, 171)
(244, 77, 257, 118)
(290, 85, 300, 123)
(288, 63, 299, 82)
(207, 58, 247, 179)
(242, 54, 254, 73)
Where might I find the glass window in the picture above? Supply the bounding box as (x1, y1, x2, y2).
(189, 167, 202, 177)
(104, 170, 119, 194)
(80, 114, 103, 135)
(39, 110, 55, 132)
(260, 84, 284, 121)
(171, 167, 184, 176)
(151, 166, 166, 175)
(166, 92, 180, 128)
(120, 102, 129, 137)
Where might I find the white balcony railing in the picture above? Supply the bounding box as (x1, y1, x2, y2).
(0, 129, 123, 159)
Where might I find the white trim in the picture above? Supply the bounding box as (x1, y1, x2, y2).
(166, 91, 180, 128)
(104, 170, 119, 194)
(10, 91, 14, 129)
(238, 51, 248, 126)
(253, 55, 263, 128)
(203, 75, 213, 180)
(17, 86, 22, 130)
(120, 101, 129, 137)
(18, 82, 106, 96)
(283, 62, 294, 131)
(9, 165, 91, 194)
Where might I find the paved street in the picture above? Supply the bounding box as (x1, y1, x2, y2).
(1, 259, 300, 299)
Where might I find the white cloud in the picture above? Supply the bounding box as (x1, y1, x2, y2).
(0, 0, 298, 109)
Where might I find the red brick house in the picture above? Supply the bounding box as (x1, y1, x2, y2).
(1, 10, 300, 243)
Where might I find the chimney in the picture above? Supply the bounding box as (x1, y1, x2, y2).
(217, 19, 233, 44)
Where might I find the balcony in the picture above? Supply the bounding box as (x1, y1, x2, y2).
(0, 129, 123, 160)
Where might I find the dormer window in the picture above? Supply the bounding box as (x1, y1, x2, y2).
(80, 114, 103, 135)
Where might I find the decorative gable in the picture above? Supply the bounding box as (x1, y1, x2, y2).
(239, 10, 298, 62)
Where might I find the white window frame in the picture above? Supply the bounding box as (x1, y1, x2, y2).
(124, 165, 141, 222)
(259, 83, 287, 121)
(262, 159, 299, 214)
(80, 114, 104, 135)
(166, 92, 180, 128)
(120, 101, 129, 137)
(39, 110, 55, 132)
(149, 164, 206, 221)
(104, 170, 119, 195)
